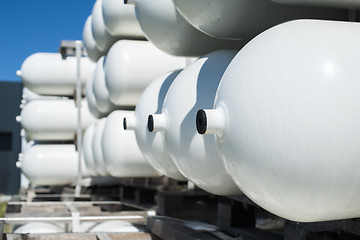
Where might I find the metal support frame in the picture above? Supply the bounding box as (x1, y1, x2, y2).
(0, 215, 145, 223)
(74, 40, 83, 197)
(58, 40, 84, 197)
(64, 202, 80, 232)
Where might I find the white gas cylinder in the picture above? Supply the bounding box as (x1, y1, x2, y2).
(21, 145, 91, 186)
(124, 71, 186, 181)
(14, 222, 64, 234)
(104, 40, 188, 106)
(93, 56, 118, 114)
(83, 16, 103, 62)
(19, 99, 98, 141)
(102, 110, 160, 177)
(198, 20, 360, 222)
(149, 51, 240, 195)
(89, 220, 140, 233)
(102, 0, 145, 39)
(92, 0, 117, 53)
(125, 0, 246, 56)
(271, 0, 360, 9)
(86, 73, 105, 118)
(18, 53, 95, 96)
(92, 118, 109, 176)
(83, 123, 98, 176)
(173, 0, 349, 39)
(22, 87, 67, 103)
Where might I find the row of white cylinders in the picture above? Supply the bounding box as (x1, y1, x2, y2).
(13, 220, 140, 234)
(16, 0, 360, 224)
(82, 19, 360, 223)
(83, 0, 358, 61)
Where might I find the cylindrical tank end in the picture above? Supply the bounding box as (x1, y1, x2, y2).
(148, 114, 167, 133)
(16, 161, 21, 168)
(123, 116, 136, 130)
(15, 116, 22, 123)
(196, 108, 226, 136)
(20, 129, 25, 137)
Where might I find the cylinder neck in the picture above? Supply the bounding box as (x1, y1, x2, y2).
(124, 0, 137, 5)
(148, 113, 167, 133)
(196, 107, 226, 136)
(123, 116, 136, 130)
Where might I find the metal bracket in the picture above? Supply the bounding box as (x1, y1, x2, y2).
(58, 40, 85, 59)
(64, 202, 80, 232)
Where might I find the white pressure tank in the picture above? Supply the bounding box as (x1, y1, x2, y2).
(18, 53, 95, 96)
(102, 110, 160, 178)
(19, 99, 98, 141)
(93, 56, 118, 115)
(173, 0, 349, 40)
(83, 123, 98, 176)
(149, 51, 240, 195)
(92, 118, 109, 176)
(83, 16, 103, 62)
(86, 73, 105, 118)
(14, 222, 64, 234)
(125, 0, 246, 56)
(124, 71, 186, 181)
(21, 145, 91, 186)
(20, 88, 67, 109)
(102, 0, 145, 39)
(198, 20, 360, 222)
(22, 88, 67, 103)
(89, 220, 140, 233)
(92, 0, 117, 53)
(104, 40, 189, 106)
(271, 0, 360, 9)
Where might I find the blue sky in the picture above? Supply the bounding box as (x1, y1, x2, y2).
(0, 0, 95, 82)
